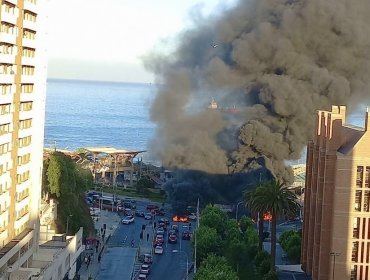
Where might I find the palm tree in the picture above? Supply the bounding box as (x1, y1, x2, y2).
(247, 179, 300, 271)
(245, 188, 265, 251)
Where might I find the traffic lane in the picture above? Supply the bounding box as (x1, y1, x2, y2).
(109, 214, 148, 247)
(149, 224, 193, 280)
(150, 242, 191, 280)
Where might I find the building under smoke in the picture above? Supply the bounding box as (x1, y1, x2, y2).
(145, 0, 370, 183)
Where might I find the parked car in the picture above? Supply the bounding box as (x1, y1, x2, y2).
(140, 264, 150, 275)
(137, 273, 147, 280)
(155, 234, 164, 244)
(122, 215, 134, 224)
(182, 231, 191, 240)
(168, 233, 177, 244)
(138, 254, 153, 264)
(188, 213, 197, 220)
(136, 211, 145, 217)
(159, 218, 170, 225)
(146, 204, 159, 211)
(144, 213, 152, 220)
(171, 224, 179, 233)
(154, 245, 163, 255)
(156, 228, 165, 235)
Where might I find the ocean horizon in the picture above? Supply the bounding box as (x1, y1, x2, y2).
(44, 78, 157, 159)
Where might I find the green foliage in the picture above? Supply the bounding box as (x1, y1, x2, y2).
(239, 215, 253, 233)
(193, 226, 222, 264)
(194, 254, 239, 280)
(263, 271, 279, 280)
(200, 204, 227, 235)
(279, 230, 301, 263)
(255, 251, 272, 276)
(43, 152, 94, 237)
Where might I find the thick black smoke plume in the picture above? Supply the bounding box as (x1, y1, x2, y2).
(145, 0, 370, 182)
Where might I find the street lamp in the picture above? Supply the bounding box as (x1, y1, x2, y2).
(172, 250, 188, 280)
(235, 201, 244, 221)
(330, 252, 341, 280)
(66, 214, 73, 235)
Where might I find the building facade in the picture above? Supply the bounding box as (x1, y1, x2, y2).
(302, 105, 370, 280)
(0, 0, 47, 276)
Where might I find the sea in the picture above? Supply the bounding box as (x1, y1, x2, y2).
(44, 79, 156, 154)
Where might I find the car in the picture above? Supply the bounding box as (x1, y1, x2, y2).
(124, 202, 136, 209)
(137, 273, 147, 280)
(158, 221, 166, 230)
(157, 208, 165, 216)
(182, 231, 191, 240)
(138, 254, 153, 264)
(136, 211, 145, 217)
(122, 215, 134, 224)
(168, 229, 176, 236)
(156, 228, 165, 235)
(188, 213, 197, 220)
(171, 224, 179, 233)
(140, 264, 150, 275)
(159, 218, 170, 225)
(154, 245, 163, 255)
(155, 234, 164, 243)
(146, 204, 159, 211)
(144, 213, 152, 220)
(168, 234, 177, 243)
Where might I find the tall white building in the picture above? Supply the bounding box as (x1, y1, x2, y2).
(0, 0, 47, 275)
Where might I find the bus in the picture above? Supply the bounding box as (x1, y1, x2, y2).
(93, 196, 120, 212)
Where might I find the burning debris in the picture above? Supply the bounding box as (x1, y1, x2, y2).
(146, 0, 370, 183)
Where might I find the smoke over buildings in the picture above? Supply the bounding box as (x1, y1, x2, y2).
(145, 0, 370, 183)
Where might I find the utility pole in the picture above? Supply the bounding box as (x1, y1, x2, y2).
(194, 198, 200, 274)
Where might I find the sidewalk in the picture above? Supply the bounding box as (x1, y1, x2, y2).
(78, 210, 121, 280)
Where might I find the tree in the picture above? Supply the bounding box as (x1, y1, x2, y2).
(193, 226, 222, 265)
(250, 180, 300, 271)
(200, 205, 227, 236)
(245, 188, 265, 251)
(194, 254, 239, 280)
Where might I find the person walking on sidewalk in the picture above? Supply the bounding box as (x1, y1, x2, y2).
(146, 233, 149, 242)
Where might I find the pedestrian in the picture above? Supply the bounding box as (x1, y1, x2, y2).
(98, 254, 101, 263)
(153, 222, 156, 228)
(84, 256, 88, 266)
(146, 233, 149, 242)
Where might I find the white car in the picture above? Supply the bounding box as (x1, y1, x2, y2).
(122, 215, 134, 224)
(154, 245, 163, 255)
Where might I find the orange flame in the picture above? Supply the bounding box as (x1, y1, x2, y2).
(172, 215, 189, 222)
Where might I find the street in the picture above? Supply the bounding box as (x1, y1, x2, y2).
(93, 198, 194, 280)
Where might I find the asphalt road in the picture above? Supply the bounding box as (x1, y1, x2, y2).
(102, 198, 194, 280)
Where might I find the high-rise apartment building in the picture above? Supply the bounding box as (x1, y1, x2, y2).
(302, 105, 370, 280)
(0, 0, 47, 275)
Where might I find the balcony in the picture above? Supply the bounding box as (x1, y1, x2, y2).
(14, 212, 30, 230)
(22, 20, 37, 33)
(15, 196, 30, 212)
(0, 32, 16, 45)
(0, 228, 33, 268)
(0, 74, 14, 84)
(19, 110, 33, 122)
(24, 1, 37, 14)
(22, 38, 36, 49)
(0, 10, 18, 26)
(21, 74, 35, 84)
(21, 56, 36, 67)
(0, 53, 16, 64)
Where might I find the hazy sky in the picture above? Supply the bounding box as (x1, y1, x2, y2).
(46, 0, 236, 83)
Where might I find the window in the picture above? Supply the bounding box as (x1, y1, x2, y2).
(20, 102, 32, 112)
(0, 22, 16, 35)
(0, 84, 12, 95)
(16, 170, 30, 184)
(352, 241, 359, 262)
(364, 191, 370, 212)
(355, 191, 362, 211)
(23, 11, 37, 23)
(0, 123, 11, 135)
(0, 143, 10, 155)
(22, 47, 35, 58)
(0, 43, 15, 55)
(357, 166, 364, 188)
(21, 83, 34, 93)
(23, 29, 36, 40)
(353, 217, 360, 238)
(17, 153, 30, 166)
(21, 65, 35, 76)
(18, 136, 32, 148)
(351, 265, 358, 280)
(19, 119, 32, 129)
(0, 104, 11, 115)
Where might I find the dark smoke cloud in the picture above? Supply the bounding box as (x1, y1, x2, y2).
(145, 0, 370, 183)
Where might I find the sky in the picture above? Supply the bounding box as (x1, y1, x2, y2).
(46, 0, 236, 83)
